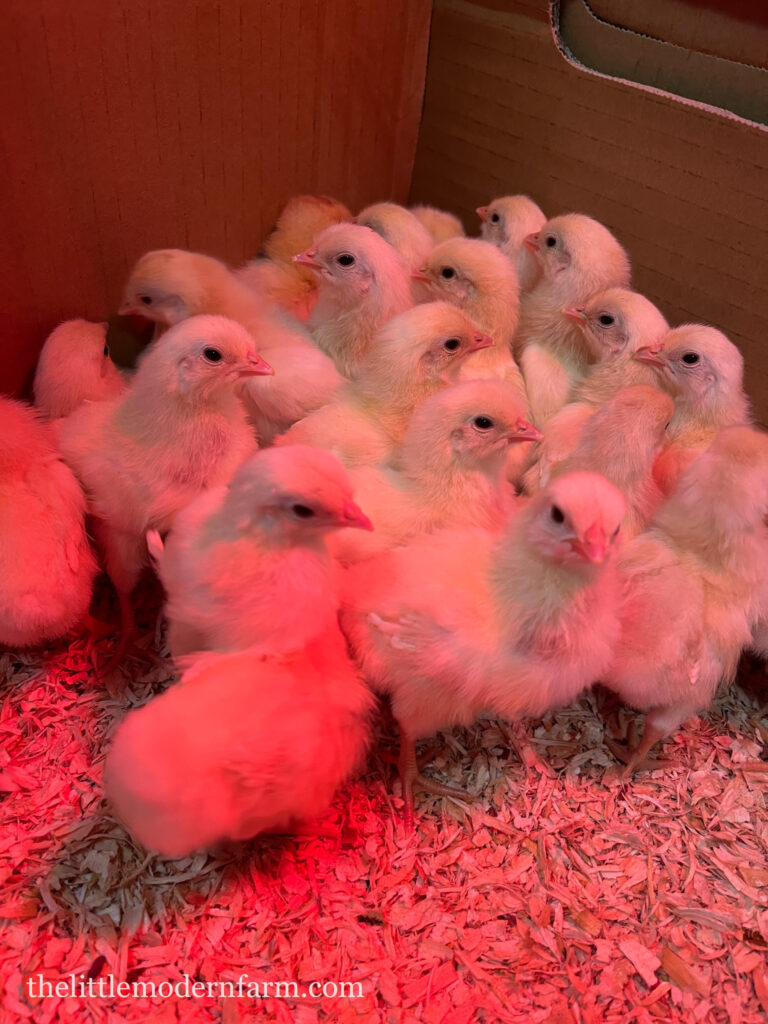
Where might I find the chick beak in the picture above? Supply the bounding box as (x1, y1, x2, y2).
(476, 205, 490, 222)
(238, 352, 274, 377)
(117, 299, 141, 316)
(339, 501, 374, 532)
(523, 233, 540, 253)
(563, 306, 587, 326)
(570, 522, 608, 565)
(634, 346, 666, 369)
(471, 331, 495, 351)
(412, 268, 431, 283)
(293, 248, 322, 271)
(508, 417, 542, 443)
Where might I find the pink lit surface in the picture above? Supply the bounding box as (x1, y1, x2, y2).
(1, 586, 767, 1022)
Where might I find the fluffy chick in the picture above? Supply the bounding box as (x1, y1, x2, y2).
(237, 194, 352, 321)
(150, 445, 372, 659)
(476, 194, 546, 292)
(277, 302, 493, 467)
(569, 288, 670, 405)
(604, 426, 768, 771)
(33, 320, 126, 419)
(342, 472, 625, 821)
(296, 223, 413, 378)
(634, 324, 751, 494)
(410, 205, 465, 243)
(119, 247, 343, 444)
(543, 387, 674, 537)
(523, 290, 669, 491)
(517, 214, 631, 425)
(356, 201, 434, 275)
(105, 634, 373, 857)
(330, 381, 540, 564)
(0, 398, 98, 646)
(415, 237, 525, 394)
(57, 316, 267, 662)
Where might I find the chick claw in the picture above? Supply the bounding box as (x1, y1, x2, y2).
(368, 612, 417, 651)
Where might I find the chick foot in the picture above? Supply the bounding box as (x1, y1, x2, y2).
(398, 731, 472, 829)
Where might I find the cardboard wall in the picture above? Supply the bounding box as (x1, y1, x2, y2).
(0, 0, 432, 398)
(409, 0, 768, 425)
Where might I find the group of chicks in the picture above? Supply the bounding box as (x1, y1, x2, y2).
(2, 192, 766, 856)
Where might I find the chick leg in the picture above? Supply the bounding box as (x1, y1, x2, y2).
(398, 729, 472, 829)
(95, 587, 136, 678)
(619, 704, 696, 777)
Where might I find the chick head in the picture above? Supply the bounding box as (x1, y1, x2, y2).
(120, 249, 230, 325)
(403, 380, 541, 474)
(526, 471, 626, 571)
(415, 237, 517, 306)
(142, 314, 272, 400)
(293, 223, 404, 299)
(366, 302, 492, 386)
(635, 324, 745, 409)
(524, 214, 630, 292)
(222, 445, 373, 540)
(264, 193, 352, 268)
(355, 202, 433, 264)
(477, 195, 545, 250)
(564, 287, 669, 361)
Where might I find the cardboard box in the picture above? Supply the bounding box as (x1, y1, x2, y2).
(0, 0, 431, 396)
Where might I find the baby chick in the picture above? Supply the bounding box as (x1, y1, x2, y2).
(523, 290, 670, 492)
(476, 194, 546, 292)
(634, 324, 751, 494)
(105, 633, 373, 857)
(604, 426, 768, 772)
(150, 445, 372, 659)
(330, 381, 540, 564)
(277, 302, 493, 467)
(541, 386, 675, 538)
(569, 288, 670, 406)
(33, 320, 126, 419)
(295, 223, 413, 378)
(415, 237, 525, 394)
(410, 205, 465, 243)
(57, 315, 269, 668)
(237, 194, 352, 321)
(342, 472, 625, 822)
(517, 214, 631, 425)
(119, 247, 343, 444)
(356, 201, 434, 275)
(0, 398, 98, 647)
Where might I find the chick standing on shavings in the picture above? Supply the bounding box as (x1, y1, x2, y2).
(57, 315, 271, 672)
(148, 445, 373, 660)
(0, 397, 98, 648)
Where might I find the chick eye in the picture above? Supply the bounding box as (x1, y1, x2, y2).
(681, 352, 700, 365)
(140, 295, 152, 305)
(103, 344, 109, 357)
(337, 253, 355, 267)
(292, 504, 316, 519)
(441, 267, 456, 279)
(551, 505, 565, 523)
(545, 236, 557, 248)
(598, 314, 615, 327)
(473, 415, 494, 430)
(612, 524, 621, 539)
(203, 347, 223, 363)
(490, 213, 500, 223)
(444, 337, 461, 352)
